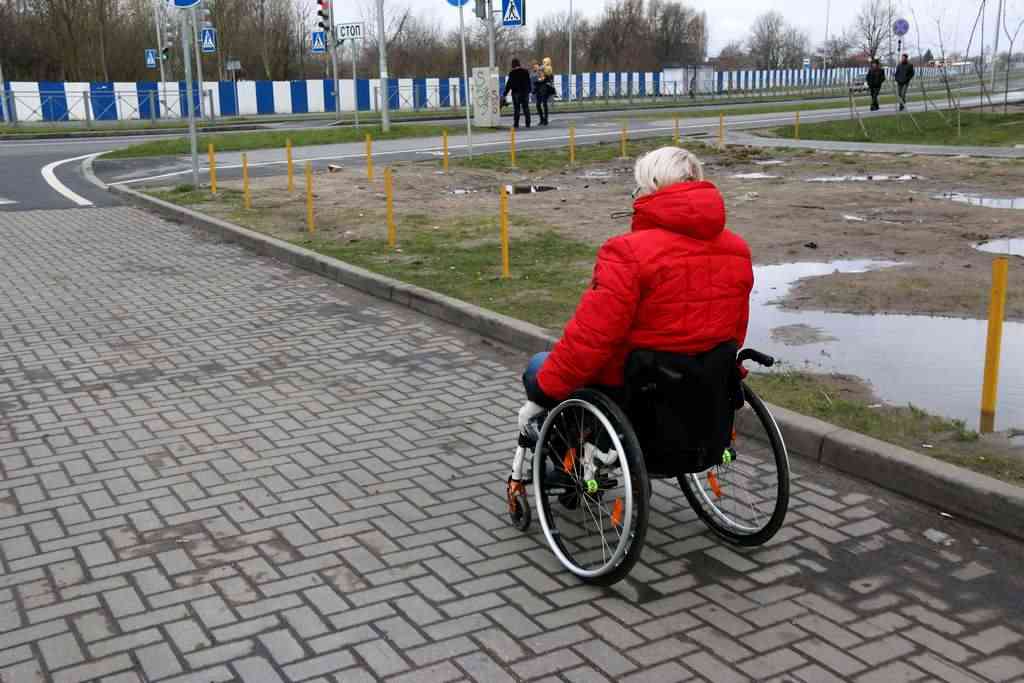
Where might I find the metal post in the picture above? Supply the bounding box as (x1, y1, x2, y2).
(191, 6, 206, 119)
(351, 40, 360, 129)
(0, 59, 7, 124)
(487, 0, 496, 71)
(376, 0, 391, 132)
(568, 0, 574, 101)
(149, 90, 157, 123)
(181, 11, 200, 189)
(153, 1, 168, 98)
(458, 0, 473, 156)
(84, 92, 92, 129)
(328, 0, 340, 122)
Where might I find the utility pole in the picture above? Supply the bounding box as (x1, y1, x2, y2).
(487, 0, 496, 70)
(376, 0, 390, 132)
(181, 10, 200, 189)
(991, 0, 1004, 92)
(190, 5, 206, 118)
(824, 0, 831, 69)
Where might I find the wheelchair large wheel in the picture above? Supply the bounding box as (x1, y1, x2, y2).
(679, 383, 789, 547)
(533, 389, 650, 586)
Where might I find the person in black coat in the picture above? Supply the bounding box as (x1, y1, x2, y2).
(503, 58, 533, 129)
(895, 54, 915, 111)
(865, 59, 886, 111)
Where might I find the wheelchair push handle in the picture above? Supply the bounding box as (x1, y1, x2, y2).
(738, 348, 775, 368)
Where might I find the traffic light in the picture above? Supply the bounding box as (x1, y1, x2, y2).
(162, 14, 178, 61)
(475, 0, 487, 20)
(317, 0, 331, 33)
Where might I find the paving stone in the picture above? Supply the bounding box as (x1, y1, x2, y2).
(0, 207, 1022, 683)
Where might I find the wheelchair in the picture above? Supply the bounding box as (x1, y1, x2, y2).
(505, 344, 790, 586)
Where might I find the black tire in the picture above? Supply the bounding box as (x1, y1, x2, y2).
(679, 383, 790, 547)
(534, 389, 650, 586)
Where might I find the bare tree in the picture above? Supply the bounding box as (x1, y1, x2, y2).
(717, 41, 752, 69)
(747, 11, 808, 68)
(817, 32, 856, 67)
(1003, 2, 1024, 110)
(854, 0, 894, 61)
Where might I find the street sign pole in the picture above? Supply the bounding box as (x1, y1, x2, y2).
(568, 0, 574, 101)
(180, 12, 200, 189)
(351, 41, 360, 129)
(191, 6, 206, 119)
(328, 1, 341, 123)
(376, 0, 391, 132)
(458, 0, 473, 157)
(0, 59, 7, 124)
(153, 3, 168, 95)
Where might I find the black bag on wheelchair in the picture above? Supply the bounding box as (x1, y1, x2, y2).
(623, 341, 744, 476)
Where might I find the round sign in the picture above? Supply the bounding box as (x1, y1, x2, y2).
(893, 18, 910, 37)
(446, 0, 470, 6)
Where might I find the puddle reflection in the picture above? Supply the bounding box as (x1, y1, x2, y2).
(934, 192, 1024, 210)
(749, 260, 1024, 430)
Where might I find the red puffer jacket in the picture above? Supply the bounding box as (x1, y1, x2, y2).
(536, 180, 753, 401)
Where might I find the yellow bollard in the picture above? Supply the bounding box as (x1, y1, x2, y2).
(442, 130, 449, 173)
(569, 124, 576, 166)
(305, 161, 315, 235)
(286, 138, 294, 193)
(673, 116, 680, 146)
(620, 123, 628, 159)
(795, 111, 801, 140)
(980, 257, 1009, 433)
(510, 127, 517, 167)
(366, 133, 374, 181)
(500, 184, 510, 279)
(242, 152, 251, 209)
(718, 113, 725, 150)
(208, 143, 217, 194)
(385, 167, 396, 248)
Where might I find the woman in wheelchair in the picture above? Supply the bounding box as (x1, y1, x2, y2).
(506, 146, 790, 585)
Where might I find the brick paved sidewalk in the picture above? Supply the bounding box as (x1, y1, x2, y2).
(1, 207, 1023, 683)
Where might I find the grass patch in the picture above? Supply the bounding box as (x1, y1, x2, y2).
(747, 371, 1024, 485)
(105, 123, 454, 159)
(294, 214, 595, 329)
(458, 136, 703, 173)
(773, 109, 1024, 146)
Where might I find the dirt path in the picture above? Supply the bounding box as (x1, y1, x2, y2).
(187, 141, 1024, 321)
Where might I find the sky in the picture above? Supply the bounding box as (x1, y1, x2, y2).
(345, 0, 1018, 58)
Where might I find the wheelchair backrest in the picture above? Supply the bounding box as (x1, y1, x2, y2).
(623, 341, 742, 475)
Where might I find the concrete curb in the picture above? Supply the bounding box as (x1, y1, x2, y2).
(110, 183, 1024, 542)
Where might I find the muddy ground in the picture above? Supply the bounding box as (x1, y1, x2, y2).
(191, 141, 1024, 321)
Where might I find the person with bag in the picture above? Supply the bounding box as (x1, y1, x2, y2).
(535, 58, 554, 125)
(503, 58, 533, 128)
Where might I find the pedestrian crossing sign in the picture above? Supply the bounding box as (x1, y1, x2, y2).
(311, 31, 327, 54)
(200, 28, 217, 53)
(502, 0, 524, 27)
(145, 49, 158, 69)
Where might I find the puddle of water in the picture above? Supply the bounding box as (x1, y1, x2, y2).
(975, 238, 1024, 257)
(934, 192, 1024, 210)
(732, 172, 780, 180)
(754, 160, 786, 166)
(806, 174, 919, 183)
(449, 189, 478, 195)
(749, 259, 1024, 430)
(843, 214, 868, 222)
(505, 185, 558, 195)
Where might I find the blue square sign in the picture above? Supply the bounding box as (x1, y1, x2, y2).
(310, 31, 327, 54)
(200, 28, 217, 53)
(145, 49, 158, 69)
(502, 0, 524, 27)
(173, 0, 200, 7)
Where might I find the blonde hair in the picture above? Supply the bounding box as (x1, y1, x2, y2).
(633, 147, 704, 197)
(542, 57, 553, 76)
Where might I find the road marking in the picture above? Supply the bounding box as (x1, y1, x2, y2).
(41, 152, 107, 207)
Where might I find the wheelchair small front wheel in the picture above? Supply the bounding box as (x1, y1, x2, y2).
(679, 383, 790, 547)
(533, 389, 649, 586)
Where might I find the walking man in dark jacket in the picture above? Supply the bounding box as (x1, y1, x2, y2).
(895, 54, 915, 111)
(503, 58, 532, 129)
(866, 59, 886, 111)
